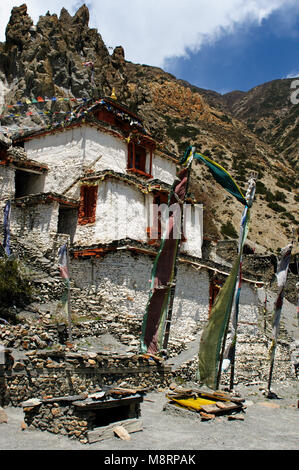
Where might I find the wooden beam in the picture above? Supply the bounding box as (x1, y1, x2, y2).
(87, 418, 143, 444)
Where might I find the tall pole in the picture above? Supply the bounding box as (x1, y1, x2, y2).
(162, 148, 194, 352)
(267, 235, 294, 396)
(66, 240, 72, 343)
(229, 173, 256, 390)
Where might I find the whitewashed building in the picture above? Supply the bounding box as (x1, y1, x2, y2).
(0, 97, 262, 356)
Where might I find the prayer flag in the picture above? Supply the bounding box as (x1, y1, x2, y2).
(58, 244, 70, 318)
(181, 146, 247, 206)
(58, 244, 69, 280)
(198, 251, 242, 389)
(269, 243, 293, 360)
(3, 201, 11, 256)
(140, 166, 190, 355)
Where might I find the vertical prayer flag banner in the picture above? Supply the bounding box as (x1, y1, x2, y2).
(223, 178, 256, 381)
(58, 244, 69, 280)
(296, 282, 299, 327)
(198, 207, 250, 389)
(198, 251, 242, 389)
(190, 145, 252, 389)
(3, 201, 11, 256)
(269, 243, 293, 362)
(58, 244, 70, 316)
(181, 146, 246, 206)
(140, 166, 189, 355)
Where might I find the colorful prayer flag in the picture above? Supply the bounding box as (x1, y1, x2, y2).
(3, 201, 11, 256)
(198, 251, 242, 389)
(269, 242, 293, 360)
(140, 166, 190, 355)
(181, 146, 247, 206)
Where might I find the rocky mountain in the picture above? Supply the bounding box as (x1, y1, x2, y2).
(0, 4, 298, 254)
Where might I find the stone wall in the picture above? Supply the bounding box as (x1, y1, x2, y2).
(0, 165, 14, 204)
(10, 201, 60, 251)
(0, 348, 172, 408)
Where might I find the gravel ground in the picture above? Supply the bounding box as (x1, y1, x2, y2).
(0, 381, 298, 455)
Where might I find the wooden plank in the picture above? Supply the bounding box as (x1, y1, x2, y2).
(73, 395, 143, 410)
(215, 401, 241, 411)
(87, 418, 143, 444)
(199, 404, 221, 414)
(200, 401, 241, 415)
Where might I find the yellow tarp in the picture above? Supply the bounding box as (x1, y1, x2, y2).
(167, 396, 217, 411)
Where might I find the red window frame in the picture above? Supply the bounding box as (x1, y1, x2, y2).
(78, 185, 98, 225)
(127, 141, 152, 177)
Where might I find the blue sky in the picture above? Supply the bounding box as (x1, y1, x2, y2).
(164, 7, 299, 93)
(1, 1, 299, 94)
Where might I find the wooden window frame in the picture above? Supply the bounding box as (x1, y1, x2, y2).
(127, 141, 153, 178)
(78, 184, 98, 225)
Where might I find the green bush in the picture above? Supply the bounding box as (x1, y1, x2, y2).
(255, 181, 267, 195)
(267, 201, 285, 213)
(0, 257, 33, 322)
(221, 221, 238, 238)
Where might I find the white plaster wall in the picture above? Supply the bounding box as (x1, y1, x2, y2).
(25, 126, 177, 196)
(181, 203, 203, 259)
(70, 250, 210, 348)
(25, 128, 85, 194)
(74, 179, 148, 246)
(84, 126, 127, 174)
(151, 153, 177, 184)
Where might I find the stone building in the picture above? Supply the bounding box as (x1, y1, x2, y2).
(0, 97, 281, 368)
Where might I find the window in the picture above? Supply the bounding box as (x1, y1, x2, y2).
(15, 169, 45, 198)
(127, 142, 152, 177)
(78, 185, 98, 225)
(147, 192, 169, 243)
(147, 191, 187, 244)
(57, 206, 78, 242)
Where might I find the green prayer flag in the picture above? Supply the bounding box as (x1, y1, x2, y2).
(181, 146, 247, 206)
(198, 252, 242, 389)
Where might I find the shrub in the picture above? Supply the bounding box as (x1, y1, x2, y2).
(221, 220, 238, 238)
(0, 257, 33, 322)
(267, 201, 285, 212)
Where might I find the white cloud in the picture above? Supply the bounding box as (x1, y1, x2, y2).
(0, 0, 297, 68)
(285, 71, 299, 78)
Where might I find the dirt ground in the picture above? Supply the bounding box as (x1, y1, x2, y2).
(0, 380, 298, 457)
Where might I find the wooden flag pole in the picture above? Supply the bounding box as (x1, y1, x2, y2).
(267, 238, 293, 396)
(66, 240, 72, 343)
(162, 148, 195, 353)
(229, 174, 256, 390)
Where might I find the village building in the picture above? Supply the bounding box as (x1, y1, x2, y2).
(0, 96, 285, 368)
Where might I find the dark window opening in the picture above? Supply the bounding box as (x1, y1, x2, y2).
(15, 170, 45, 198)
(57, 206, 78, 243)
